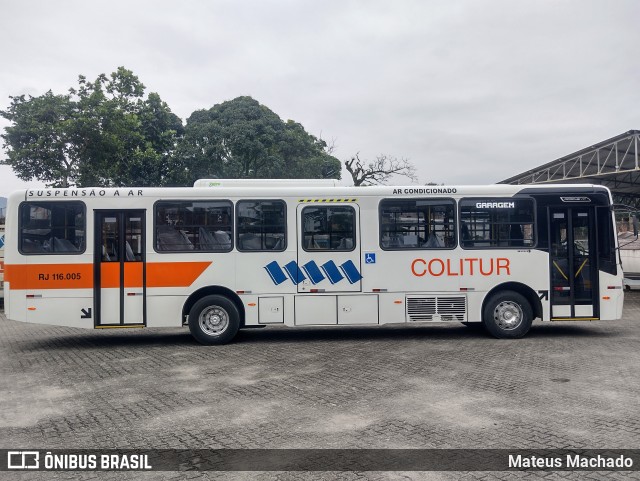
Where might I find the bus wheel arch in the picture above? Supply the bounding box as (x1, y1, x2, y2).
(481, 282, 540, 339)
(182, 286, 245, 328)
(483, 282, 542, 321)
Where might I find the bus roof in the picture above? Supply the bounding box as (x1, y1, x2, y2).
(11, 183, 612, 203)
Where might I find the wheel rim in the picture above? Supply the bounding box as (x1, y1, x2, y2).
(198, 306, 229, 336)
(493, 301, 523, 330)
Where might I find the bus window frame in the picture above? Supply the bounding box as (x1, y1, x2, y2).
(458, 196, 538, 250)
(378, 197, 458, 251)
(300, 204, 357, 253)
(236, 199, 288, 253)
(153, 199, 234, 254)
(18, 201, 87, 256)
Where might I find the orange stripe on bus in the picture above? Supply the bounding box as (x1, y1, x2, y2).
(4, 261, 212, 290)
(125, 262, 144, 287)
(100, 263, 120, 288)
(4, 264, 94, 290)
(147, 262, 211, 287)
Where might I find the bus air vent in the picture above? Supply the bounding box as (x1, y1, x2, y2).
(406, 296, 467, 322)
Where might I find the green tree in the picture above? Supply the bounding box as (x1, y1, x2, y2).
(1, 67, 184, 187)
(178, 96, 340, 182)
(0, 91, 76, 187)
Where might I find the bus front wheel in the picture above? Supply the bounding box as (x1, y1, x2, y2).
(482, 291, 533, 339)
(188, 295, 240, 345)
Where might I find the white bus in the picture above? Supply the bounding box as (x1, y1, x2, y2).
(0, 223, 4, 303)
(3, 180, 624, 344)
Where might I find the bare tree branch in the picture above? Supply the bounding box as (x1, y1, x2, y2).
(318, 132, 337, 155)
(345, 153, 417, 186)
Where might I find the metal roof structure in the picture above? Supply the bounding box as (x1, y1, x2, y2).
(500, 130, 640, 207)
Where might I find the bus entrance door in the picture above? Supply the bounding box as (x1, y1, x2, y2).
(293, 203, 372, 326)
(296, 203, 362, 295)
(95, 210, 146, 327)
(549, 207, 598, 320)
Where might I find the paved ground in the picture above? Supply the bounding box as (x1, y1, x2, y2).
(1, 293, 640, 480)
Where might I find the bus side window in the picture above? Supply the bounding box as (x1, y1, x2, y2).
(19, 202, 85, 254)
(236, 200, 287, 252)
(460, 198, 534, 249)
(302, 206, 355, 252)
(597, 206, 616, 275)
(155, 200, 233, 253)
(379, 198, 456, 250)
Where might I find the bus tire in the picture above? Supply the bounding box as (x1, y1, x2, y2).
(188, 295, 240, 345)
(482, 291, 532, 339)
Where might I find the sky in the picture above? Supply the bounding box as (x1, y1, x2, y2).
(0, 0, 638, 196)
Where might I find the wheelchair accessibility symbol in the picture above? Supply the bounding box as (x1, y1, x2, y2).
(364, 253, 376, 264)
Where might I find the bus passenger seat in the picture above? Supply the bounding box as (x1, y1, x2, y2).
(22, 239, 45, 253)
(53, 237, 78, 252)
(338, 237, 354, 250)
(239, 233, 260, 250)
(198, 227, 220, 250)
(157, 225, 194, 251)
(214, 231, 231, 250)
(125, 241, 136, 261)
(425, 233, 443, 248)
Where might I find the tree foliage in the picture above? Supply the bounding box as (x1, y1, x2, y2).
(345, 153, 417, 186)
(2, 73, 341, 187)
(178, 96, 341, 182)
(1, 67, 183, 187)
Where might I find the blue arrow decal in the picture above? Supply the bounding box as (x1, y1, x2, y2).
(264, 261, 287, 285)
(283, 261, 306, 285)
(321, 261, 344, 284)
(265, 259, 363, 285)
(302, 261, 325, 285)
(340, 260, 362, 284)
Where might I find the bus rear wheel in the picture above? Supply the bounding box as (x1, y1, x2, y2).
(188, 295, 240, 345)
(482, 291, 532, 339)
